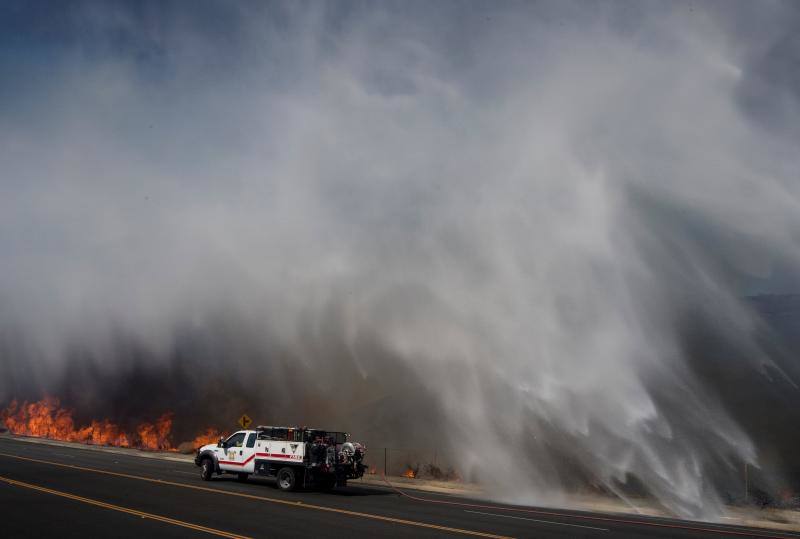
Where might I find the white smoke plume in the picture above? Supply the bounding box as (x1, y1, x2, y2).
(1, 0, 799, 518)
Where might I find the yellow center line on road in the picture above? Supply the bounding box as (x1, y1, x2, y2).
(0, 452, 511, 539)
(0, 474, 251, 539)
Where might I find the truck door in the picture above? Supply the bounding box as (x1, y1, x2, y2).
(239, 432, 257, 473)
(220, 432, 258, 473)
(219, 432, 246, 473)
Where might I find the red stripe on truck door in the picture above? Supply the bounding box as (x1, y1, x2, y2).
(218, 454, 255, 466)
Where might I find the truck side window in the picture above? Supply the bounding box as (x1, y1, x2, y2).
(226, 432, 245, 448)
(245, 433, 256, 448)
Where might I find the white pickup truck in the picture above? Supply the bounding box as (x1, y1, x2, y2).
(194, 425, 366, 491)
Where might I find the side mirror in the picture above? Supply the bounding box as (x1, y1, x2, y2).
(218, 436, 225, 448)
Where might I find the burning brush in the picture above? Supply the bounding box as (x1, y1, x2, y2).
(1, 396, 219, 452)
(403, 464, 420, 479)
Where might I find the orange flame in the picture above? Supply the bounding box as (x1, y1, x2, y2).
(403, 467, 417, 478)
(76, 419, 130, 447)
(192, 428, 223, 449)
(1, 397, 174, 450)
(136, 413, 173, 451)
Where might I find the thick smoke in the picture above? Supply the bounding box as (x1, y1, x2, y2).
(2, 0, 800, 518)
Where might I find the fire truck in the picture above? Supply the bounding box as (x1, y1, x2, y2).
(194, 425, 366, 491)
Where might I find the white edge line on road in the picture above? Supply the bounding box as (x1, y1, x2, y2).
(0, 435, 193, 464)
(713, 516, 800, 537)
(464, 510, 610, 532)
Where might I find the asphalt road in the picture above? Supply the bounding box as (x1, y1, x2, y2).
(0, 436, 796, 539)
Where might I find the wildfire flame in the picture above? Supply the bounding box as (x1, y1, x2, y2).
(403, 467, 417, 479)
(136, 413, 173, 450)
(192, 428, 223, 449)
(0, 397, 131, 447)
(0, 397, 207, 451)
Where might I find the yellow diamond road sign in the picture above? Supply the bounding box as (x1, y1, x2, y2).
(238, 414, 252, 429)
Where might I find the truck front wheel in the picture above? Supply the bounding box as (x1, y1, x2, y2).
(200, 458, 214, 481)
(277, 467, 296, 491)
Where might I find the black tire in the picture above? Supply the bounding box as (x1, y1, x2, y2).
(276, 467, 297, 491)
(200, 458, 214, 481)
(236, 473, 248, 482)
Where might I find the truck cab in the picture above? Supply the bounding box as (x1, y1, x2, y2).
(218, 430, 259, 473)
(195, 425, 365, 491)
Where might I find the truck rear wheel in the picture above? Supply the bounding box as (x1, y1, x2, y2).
(200, 458, 214, 481)
(277, 467, 297, 491)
